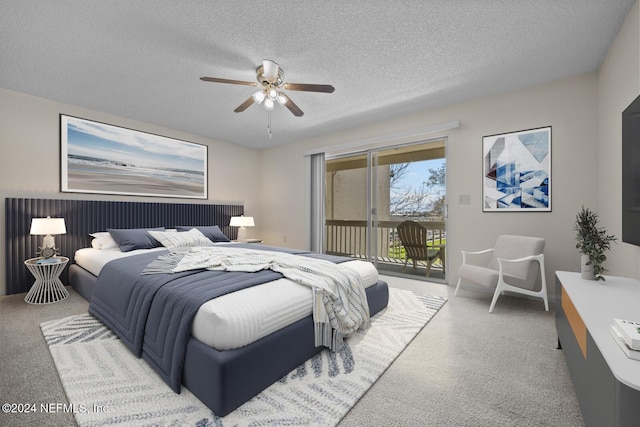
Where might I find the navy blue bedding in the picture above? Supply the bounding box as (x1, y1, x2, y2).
(88, 244, 356, 393)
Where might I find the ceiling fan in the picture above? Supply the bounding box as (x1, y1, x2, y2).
(200, 59, 335, 118)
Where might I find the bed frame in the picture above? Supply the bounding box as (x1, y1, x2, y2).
(6, 197, 389, 416)
(70, 264, 389, 416)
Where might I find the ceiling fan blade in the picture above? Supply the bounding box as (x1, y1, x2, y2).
(200, 76, 258, 87)
(283, 83, 335, 93)
(262, 59, 280, 82)
(234, 96, 256, 113)
(280, 94, 304, 117)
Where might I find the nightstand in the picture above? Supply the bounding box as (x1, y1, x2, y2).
(234, 239, 263, 243)
(24, 256, 69, 304)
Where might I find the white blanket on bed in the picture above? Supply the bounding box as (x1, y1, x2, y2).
(145, 246, 371, 351)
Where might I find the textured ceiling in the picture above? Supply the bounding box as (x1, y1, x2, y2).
(0, 1, 635, 149)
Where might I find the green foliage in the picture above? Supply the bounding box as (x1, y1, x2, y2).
(574, 206, 617, 281)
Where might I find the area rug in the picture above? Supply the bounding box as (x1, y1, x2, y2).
(41, 288, 446, 426)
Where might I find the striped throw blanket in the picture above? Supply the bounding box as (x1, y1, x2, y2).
(144, 246, 371, 351)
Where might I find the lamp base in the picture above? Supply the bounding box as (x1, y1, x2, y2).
(237, 227, 247, 241)
(40, 235, 57, 258)
(42, 234, 55, 248)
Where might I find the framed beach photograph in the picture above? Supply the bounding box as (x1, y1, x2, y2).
(61, 115, 207, 199)
(483, 126, 551, 212)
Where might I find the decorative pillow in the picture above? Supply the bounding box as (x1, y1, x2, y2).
(89, 232, 119, 250)
(175, 225, 230, 242)
(107, 227, 165, 252)
(148, 228, 214, 249)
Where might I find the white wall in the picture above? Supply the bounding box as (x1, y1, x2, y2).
(597, 0, 640, 279)
(260, 73, 600, 298)
(0, 87, 262, 295)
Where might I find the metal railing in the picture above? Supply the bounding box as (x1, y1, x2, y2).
(324, 219, 445, 267)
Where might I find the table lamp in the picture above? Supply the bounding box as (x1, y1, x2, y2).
(229, 215, 254, 241)
(30, 216, 66, 258)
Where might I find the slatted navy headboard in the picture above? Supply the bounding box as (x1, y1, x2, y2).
(5, 198, 244, 295)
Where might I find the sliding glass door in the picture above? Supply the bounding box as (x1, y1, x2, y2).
(324, 139, 447, 281)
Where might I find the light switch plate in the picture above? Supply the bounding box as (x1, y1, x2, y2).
(459, 194, 471, 205)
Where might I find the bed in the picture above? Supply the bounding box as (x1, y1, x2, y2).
(5, 198, 389, 416)
(69, 232, 389, 416)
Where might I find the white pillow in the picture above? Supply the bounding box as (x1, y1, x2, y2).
(147, 228, 214, 249)
(90, 232, 119, 250)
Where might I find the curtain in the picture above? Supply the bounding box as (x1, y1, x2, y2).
(309, 152, 325, 253)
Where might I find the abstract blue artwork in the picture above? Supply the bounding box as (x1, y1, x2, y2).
(483, 126, 551, 211)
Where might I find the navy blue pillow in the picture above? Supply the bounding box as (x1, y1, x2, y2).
(107, 227, 165, 252)
(175, 225, 230, 242)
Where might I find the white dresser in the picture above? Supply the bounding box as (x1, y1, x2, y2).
(555, 271, 640, 426)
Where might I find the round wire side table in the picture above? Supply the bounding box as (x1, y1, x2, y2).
(24, 256, 69, 304)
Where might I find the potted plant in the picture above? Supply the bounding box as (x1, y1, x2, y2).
(574, 206, 617, 281)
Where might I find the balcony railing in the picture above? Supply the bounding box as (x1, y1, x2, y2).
(324, 219, 446, 276)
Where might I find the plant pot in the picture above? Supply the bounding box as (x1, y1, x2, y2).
(580, 254, 596, 280)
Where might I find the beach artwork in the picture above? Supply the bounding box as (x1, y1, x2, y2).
(61, 115, 207, 199)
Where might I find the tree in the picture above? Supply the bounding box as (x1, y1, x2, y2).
(425, 163, 445, 188)
(389, 162, 445, 219)
(389, 163, 409, 188)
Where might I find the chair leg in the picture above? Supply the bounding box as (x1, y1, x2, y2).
(454, 277, 462, 296)
(539, 259, 549, 311)
(490, 257, 548, 312)
(541, 288, 549, 311)
(489, 283, 503, 313)
(425, 260, 432, 277)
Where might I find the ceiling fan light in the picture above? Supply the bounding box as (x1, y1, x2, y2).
(252, 90, 266, 104)
(268, 88, 278, 100)
(277, 93, 288, 105)
(264, 98, 274, 110)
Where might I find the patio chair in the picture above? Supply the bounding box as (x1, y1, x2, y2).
(454, 234, 547, 313)
(397, 221, 443, 277)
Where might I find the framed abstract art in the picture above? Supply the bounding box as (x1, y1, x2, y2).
(482, 126, 551, 212)
(60, 115, 207, 199)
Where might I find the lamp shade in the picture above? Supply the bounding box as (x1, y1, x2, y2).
(30, 217, 66, 235)
(229, 216, 255, 227)
(252, 90, 266, 104)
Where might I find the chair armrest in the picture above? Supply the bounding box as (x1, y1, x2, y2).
(497, 253, 545, 282)
(461, 248, 493, 265)
(497, 253, 544, 266)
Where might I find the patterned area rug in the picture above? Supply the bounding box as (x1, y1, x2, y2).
(41, 288, 446, 426)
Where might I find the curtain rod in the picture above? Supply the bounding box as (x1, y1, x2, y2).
(303, 120, 460, 157)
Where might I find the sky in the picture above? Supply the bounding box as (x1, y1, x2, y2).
(399, 158, 446, 190)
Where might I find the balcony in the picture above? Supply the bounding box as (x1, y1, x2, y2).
(325, 219, 446, 280)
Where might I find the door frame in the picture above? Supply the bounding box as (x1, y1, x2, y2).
(322, 137, 448, 281)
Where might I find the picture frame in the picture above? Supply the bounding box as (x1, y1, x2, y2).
(482, 126, 551, 212)
(60, 115, 207, 199)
